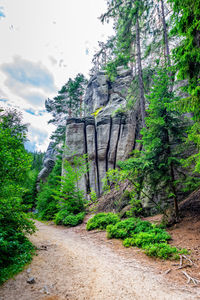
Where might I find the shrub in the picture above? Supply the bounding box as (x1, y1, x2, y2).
(0, 198, 36, 284)
(55, 210, 85, 227)
(86, 213, 120, 231)
(37, 186, 59, 220)
(106, 218, 140, 239)
(0, 231, 35, 284)
(123, 231, 171, 248)
(63, 212, 85, 227)
(144, 243, 188, 260)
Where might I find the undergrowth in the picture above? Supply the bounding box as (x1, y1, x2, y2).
(86, 212, 120, 231)
(0, 232, 35, 285)
(55, 210, 85, 227)
(86, 213, 188, 260)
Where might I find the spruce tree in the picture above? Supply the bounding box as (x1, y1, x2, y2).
(46, 73, 87, 145)
(119, 67, 187, 218)
(168, 0, 200, 172)
(100, 0, 154, 127)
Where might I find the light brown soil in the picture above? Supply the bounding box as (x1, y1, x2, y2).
(0, 218, 200, 300)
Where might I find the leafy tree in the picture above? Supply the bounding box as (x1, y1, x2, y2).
(0, 108, 36, 284)
(0, 110, 32, 195)
(0, 107, 28, 141)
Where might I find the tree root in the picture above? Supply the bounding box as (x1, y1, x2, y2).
(176, 255, 194, 270)
(182, 271, 200, 285)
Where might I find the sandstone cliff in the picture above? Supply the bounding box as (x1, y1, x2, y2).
(63, 67, 141, 196)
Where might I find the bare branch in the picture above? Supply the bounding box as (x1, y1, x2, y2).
(182, 271, 200, 285)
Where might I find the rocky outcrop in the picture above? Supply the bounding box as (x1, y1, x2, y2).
(63, 67, 141, 196)
(37, 142, 56, 190)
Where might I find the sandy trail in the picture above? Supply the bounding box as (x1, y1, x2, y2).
(0, 221, 199, 300)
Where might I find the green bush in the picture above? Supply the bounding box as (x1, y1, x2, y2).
(144, 243, 188, 260)
(106, 218, 140, 239)
(86, 213, 120, 231)
(63, 212, 85, 226)
(0, 198, 36, 285)
(0, 231, 35, 284)
(55, 210, 85, 226)
(123, 231, 171, 248)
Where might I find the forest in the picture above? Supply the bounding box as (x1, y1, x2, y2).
(0, 0, 200, 288)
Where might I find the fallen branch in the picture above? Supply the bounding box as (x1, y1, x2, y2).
(176, 255, 193, 270)
(182, 271, 200, 285)
(182, 255, 194, 266)
(177, 264, 192, 270)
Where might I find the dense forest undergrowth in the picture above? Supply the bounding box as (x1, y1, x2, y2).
(1, 0, 200, 287)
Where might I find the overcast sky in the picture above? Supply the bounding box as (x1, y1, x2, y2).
(0, 0, 113, 151)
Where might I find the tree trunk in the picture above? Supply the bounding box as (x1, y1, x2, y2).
(136, 14, 146, 128)
(170, 162, 179, 220)
(163, 120, 179, 220)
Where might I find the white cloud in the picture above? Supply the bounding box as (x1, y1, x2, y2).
(1, 56, 56, 92)
(0, 0, 114, 151)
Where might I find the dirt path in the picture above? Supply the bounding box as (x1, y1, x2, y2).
(0, 221, 199, 300)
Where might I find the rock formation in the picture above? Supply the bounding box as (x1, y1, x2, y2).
(63, 67, 141, 196)
(37, 142, 56, 190)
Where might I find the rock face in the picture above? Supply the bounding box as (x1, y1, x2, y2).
(37, 142, 56, 190)
(63, 67, 140, 196)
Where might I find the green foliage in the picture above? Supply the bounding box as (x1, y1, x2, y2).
(89, 189, 98, 203)
(36, 157, 62, 220)
(22, 169, 38, 209)
(0, 128, 32, 194)
(144, 243, 188, 260)
(169, 0, 200, 105)
(106, 218, 152, 239)
(0, 233, 35, 285)
(118, 68, 189, 216)
(0, 108, 36, 284)
(55, 211, 85, 226)
(37, 152, 88, 226)
(168, 0, 200, 172)
(86, 213, 120, 231)
(125, 190, 143, 217)
(53, 153, 88, 226)
(123, 231, 171, 248)
(102, 168, 129, 192)
(87, 189, 98, 213)
(0, 107, 28, 141)
(46, 74, 87, 145)
(102, 168, 143, 216)
(31, 152, 44, 172)
(86, 211, 188, 260)
(106, 216, 187, 259)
